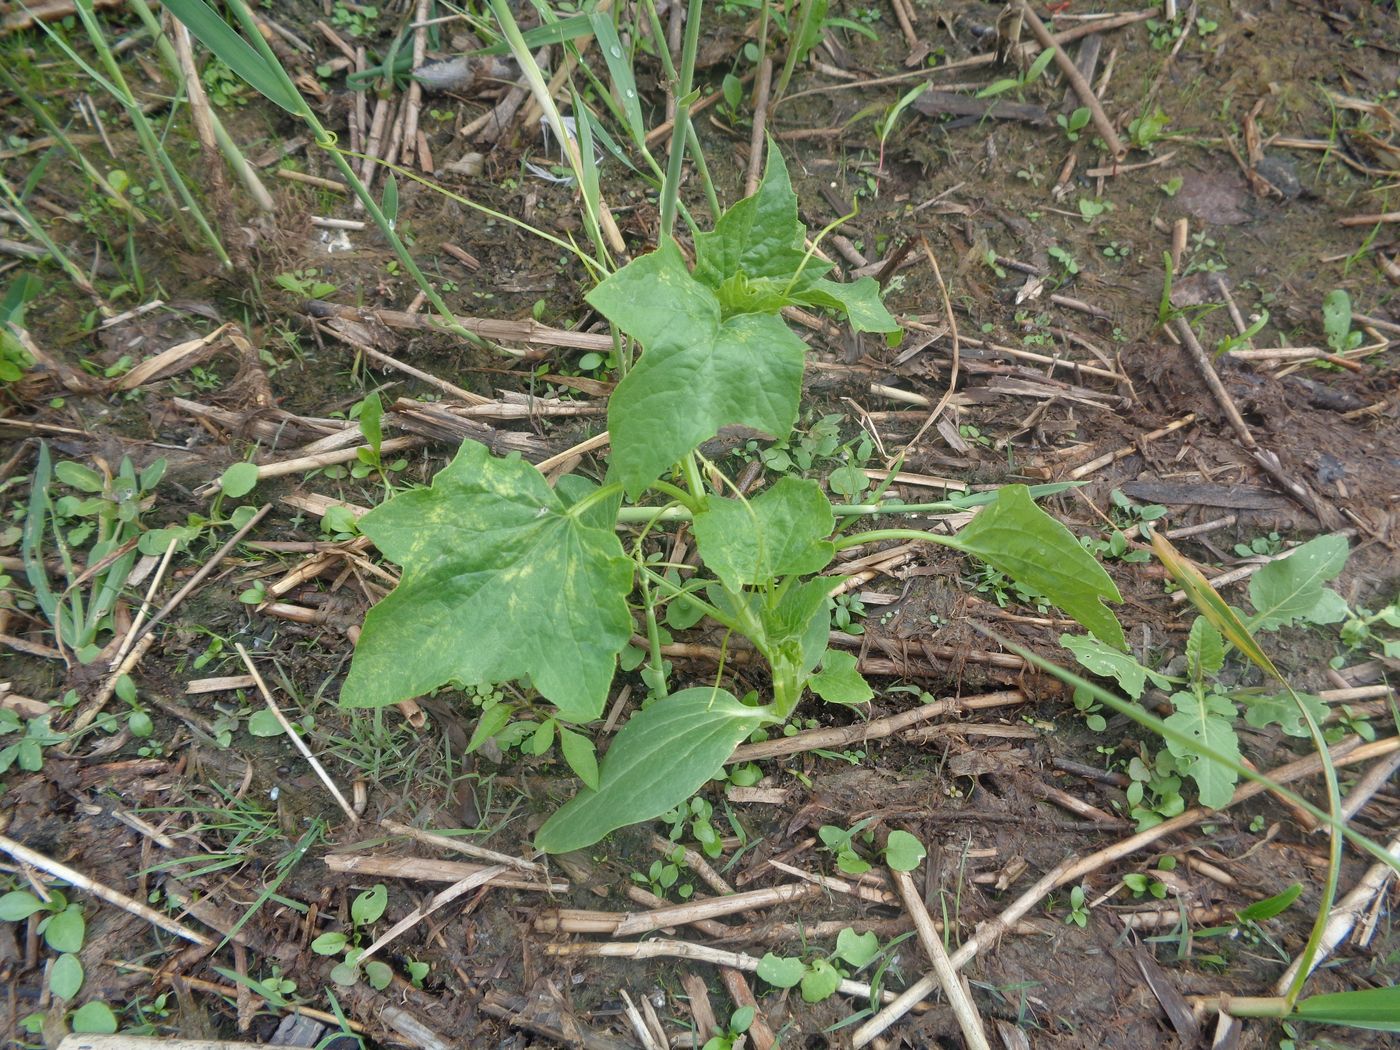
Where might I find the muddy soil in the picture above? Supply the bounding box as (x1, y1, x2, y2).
(1, 1, 1397, 1049)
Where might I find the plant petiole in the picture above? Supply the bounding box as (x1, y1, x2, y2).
(564, 482, 627, 520)
(611, 483, 1078, 526)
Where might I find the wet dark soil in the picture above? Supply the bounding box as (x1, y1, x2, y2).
(1, 1, 1398, 1049)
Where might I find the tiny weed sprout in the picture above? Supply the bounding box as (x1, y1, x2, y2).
(338, 144, 1126, 854)
(1321, 288, 1364, 354)
(1056, 107, 1091, 142)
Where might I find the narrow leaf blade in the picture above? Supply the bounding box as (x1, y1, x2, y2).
(534, 688, 772, 853)
(1295, 986, 1400, 1032)
(163, 0, 303, 113)
(953, 486, 1125, 649)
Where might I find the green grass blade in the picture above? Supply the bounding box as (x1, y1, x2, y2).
(21, 444, 59, 624)
(161, 0, 302, 113)
(1294, 986, 1400, 1032)
(588, 9, 644, 144)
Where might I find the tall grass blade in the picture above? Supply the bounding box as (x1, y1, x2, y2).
(588, 10, 644, 144)
(159, 0, 302, 113)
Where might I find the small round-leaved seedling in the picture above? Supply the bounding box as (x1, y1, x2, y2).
(884, 830, 926, 872)
(220, 461, 259, 499)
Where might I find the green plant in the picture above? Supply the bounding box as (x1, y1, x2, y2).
(331, 1, 379, 38)
(663, 797, 726, 858)
(1215, 310, 1270, 356)
(1049, 245, 1079, 275)
(1339, 600, 1400, 658)
(1145, 16, 1184, 50)
(273, 269, 338, 299)
(1064, 534, 1354, 821)
(1234, 532, 1283, 558)
(1057, 107, 1091, 142)
(1078, 196, 1113, 223)
(0, 709, 69, 772)
(632, 846, 694, 899)
(819, 819, 877, 874)
(702, 1005, 756, 1050)
(311, 883, 393, 990)
(1128, 108, 1171, 150)
(757, 926, 882, 1002)
(874, 82, 930, 174)
(0, 273, 41, 383)
(333, 141, 1125, 855)
(977, 47, 1056, 99)
(1322, 289, 1364, 353)
(1064, 884, 1090, 927)
(21, 445, 169, 663)
(201, 55, 247, 107)
(1008, 573, 1400, 1036)
(829, 592, 867, 635)
(1123, 872, 1167, 900)
(884, 830, 926, 871)
(1, 885, 116, 1030)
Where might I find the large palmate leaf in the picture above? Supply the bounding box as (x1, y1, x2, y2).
(535, 688, 773, 853)
(952, 486, 1126, 649)
(340, 441, 633, 722)
(1164, 689, 1239, 808)
(691, 477, 835, 592)
(588, 240, 807, 497)
(1247, 533, 1349, 632)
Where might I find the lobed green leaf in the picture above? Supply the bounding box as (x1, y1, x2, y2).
(691, 477, 835, 592)
(1060, 633, 1171, 699)
(341, 441, 633, 722)
(590, 241, 807, 497)
(1163, 690, 1239, 809)
(1247, 534, 1350, 632)
(807, 650, 873, 705)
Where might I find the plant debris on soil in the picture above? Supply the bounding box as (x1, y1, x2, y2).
(1, 0, 1398, 1048)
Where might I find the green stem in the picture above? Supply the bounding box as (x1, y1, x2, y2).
(1282, 697, 1343, 1009)
(649, 479, 702, 513)
(564, 481, 626, 520)
(681, 453, 707, 503)
(637, 561, 668, 700)
(613, 483, 1077, 525)
(658, 0, 704, 238)
(831, 528, 958, 552)
(640, 0, 719, 223)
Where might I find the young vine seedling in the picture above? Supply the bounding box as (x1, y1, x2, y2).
(340, 144, 1126, 853)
